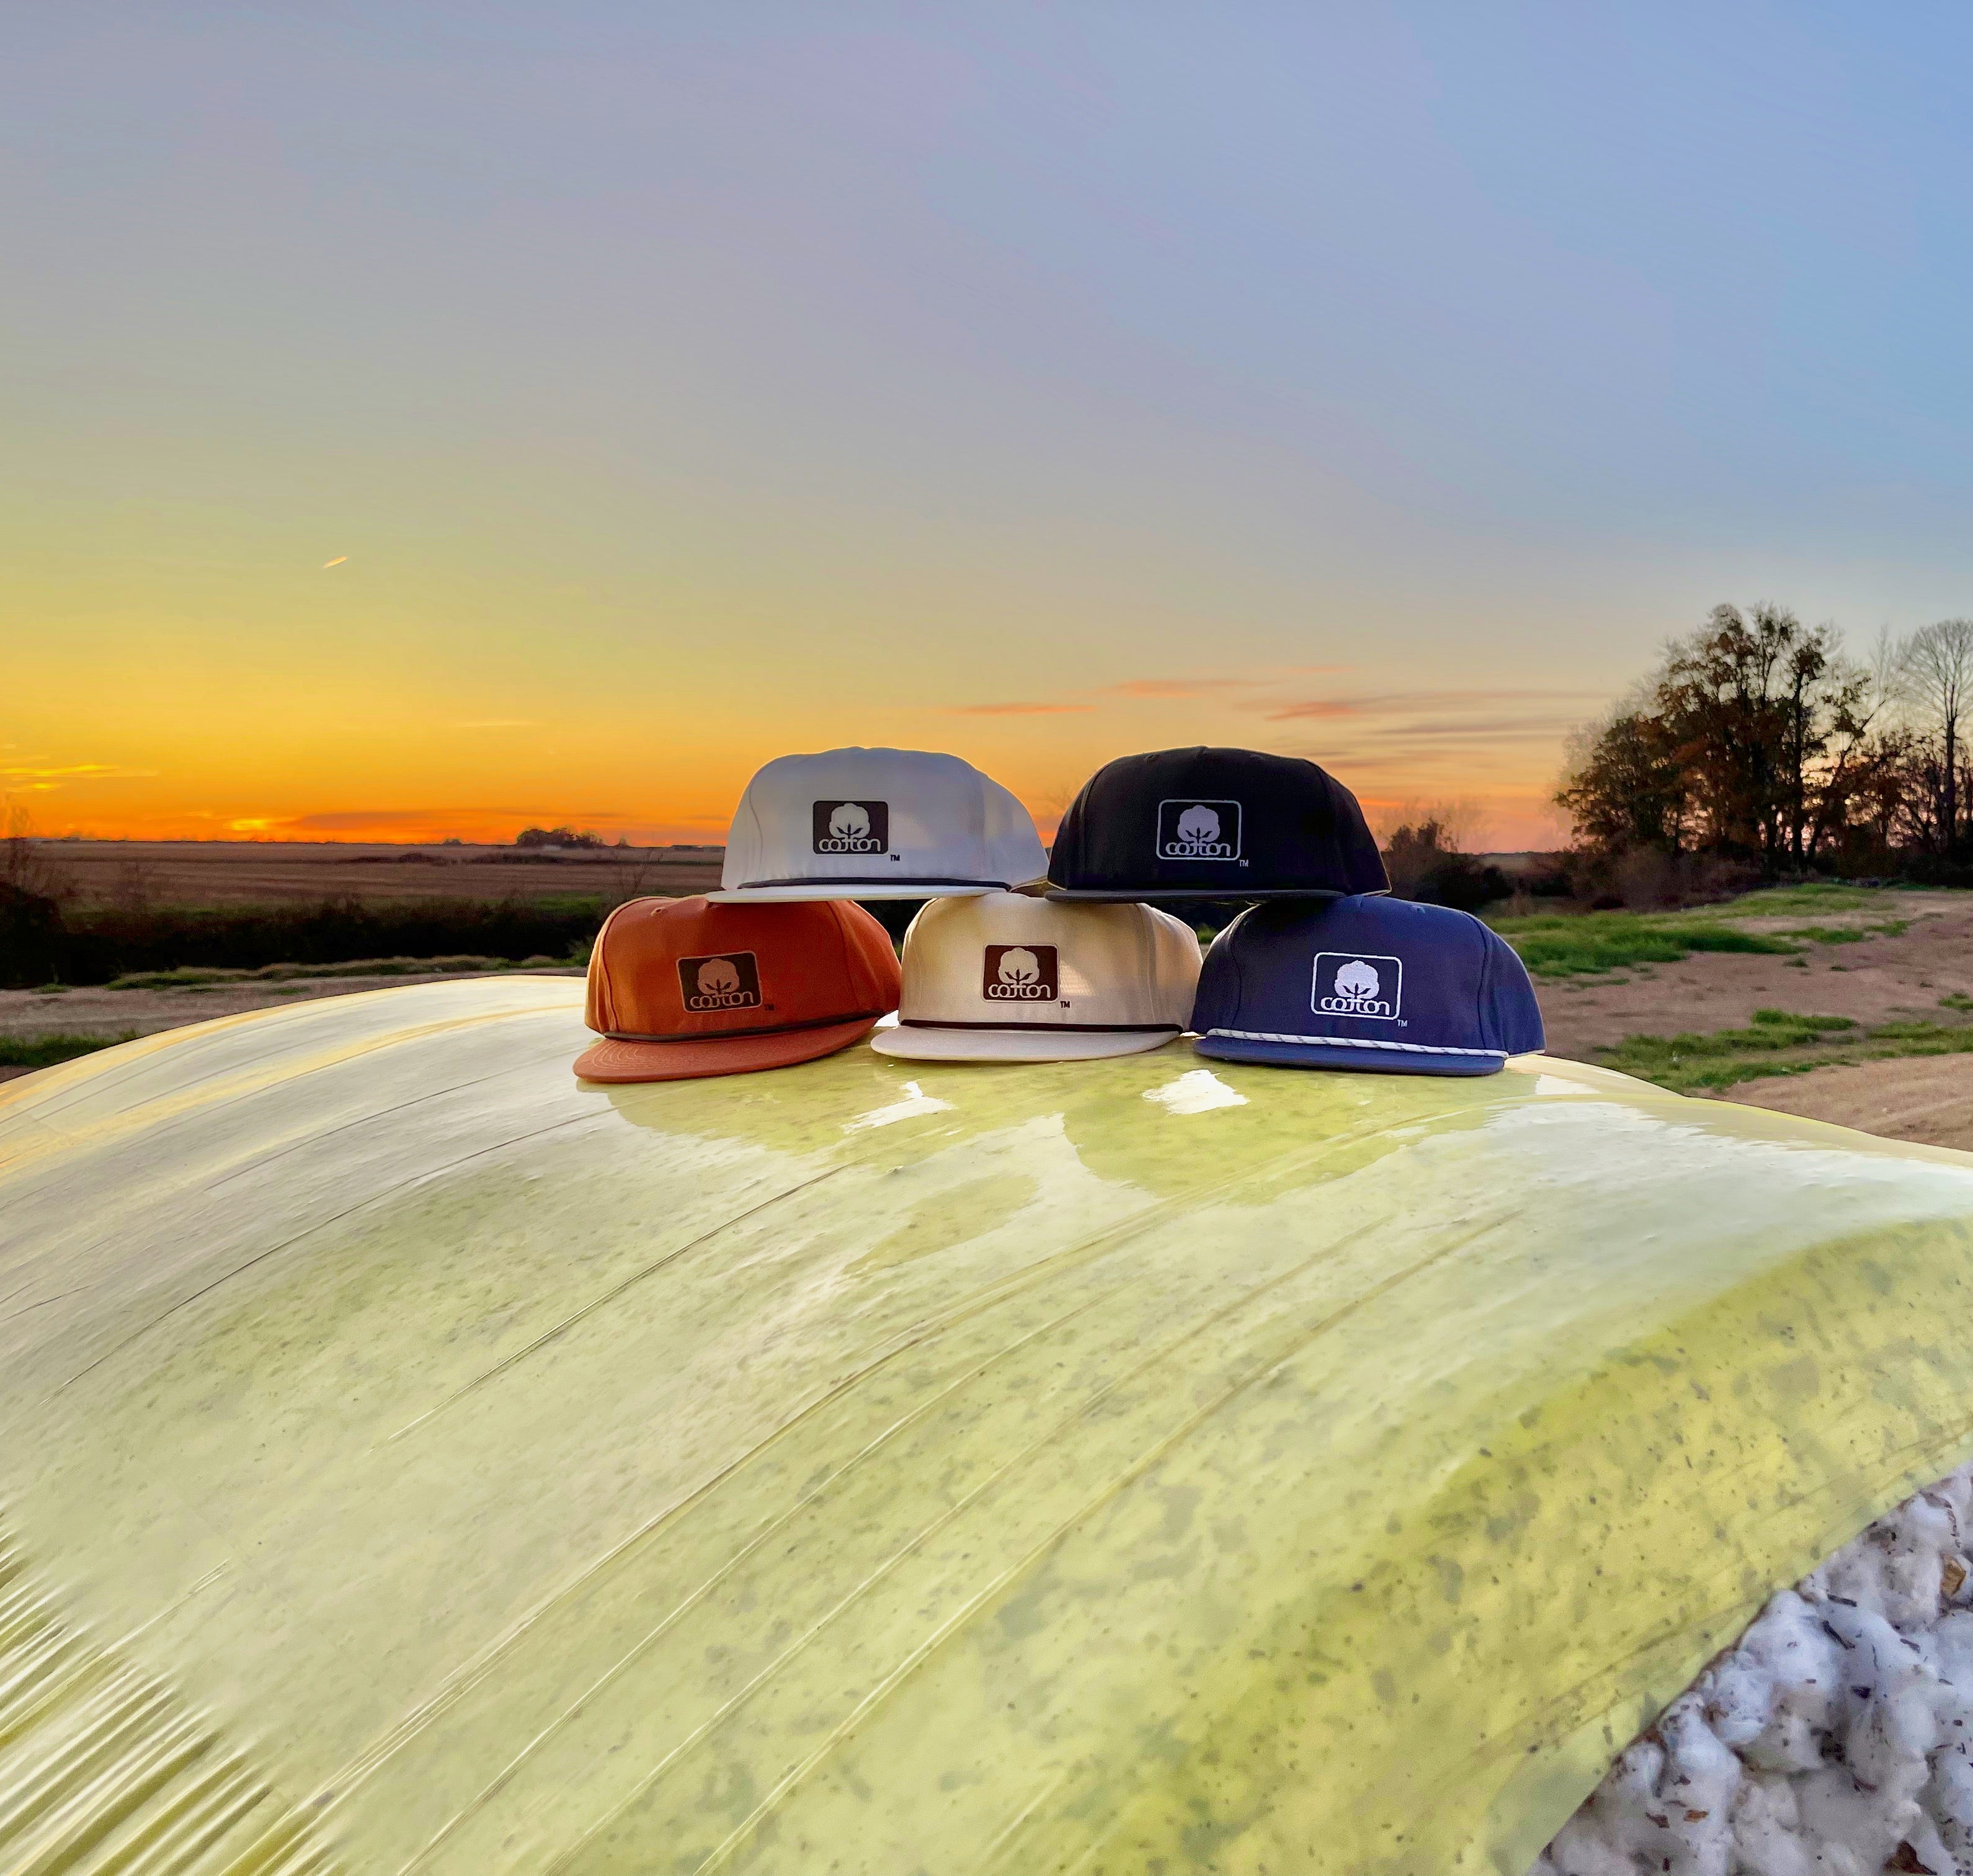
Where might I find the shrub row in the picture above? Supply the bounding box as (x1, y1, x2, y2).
(0, 887, 607, 988)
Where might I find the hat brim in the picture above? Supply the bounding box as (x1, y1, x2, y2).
(706, 883, 997, 903)
(1190, 1032, 1505, 1077)
(871, 1025, 1183, 1063)
(1041, 887, 1377, 903)
(574, 1016, 881, 1083)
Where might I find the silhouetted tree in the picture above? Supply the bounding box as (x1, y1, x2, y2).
(1898, 618, 1973, 854)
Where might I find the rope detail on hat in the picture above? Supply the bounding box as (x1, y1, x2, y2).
(1202, 1028, 1505, 1057)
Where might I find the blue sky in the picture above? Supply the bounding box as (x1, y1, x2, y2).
(7, 3, 1973, 844)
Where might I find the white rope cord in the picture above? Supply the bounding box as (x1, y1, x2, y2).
(1203, 1028, 1505, 1058)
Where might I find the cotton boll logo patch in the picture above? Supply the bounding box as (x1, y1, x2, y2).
(676, 950, 763, 1012)
(982, 944, 1058, 1001)
(811, 800, 889, 855)
(1157, 798, 1242, 862)
(1313, 951, 1402, 1021)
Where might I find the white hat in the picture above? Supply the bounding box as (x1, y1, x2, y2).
(711, 748, 1048, 903)
(871, 891, 1202, 1061)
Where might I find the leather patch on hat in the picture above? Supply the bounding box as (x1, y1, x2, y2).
(982, 944, 1059, 1002)
(811, 800, 889, 855)
(676, 951, 763, 1013)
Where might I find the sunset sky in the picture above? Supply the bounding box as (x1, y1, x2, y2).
(11, 5, 1973, 849)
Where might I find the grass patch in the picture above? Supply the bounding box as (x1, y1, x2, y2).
(1494, 914, 1801, 978)
(3, 894, 609, 988)
(1773, 920, 1911, 945)
(1489, 882, 1926, 980)
(0, 1032, 138, 1070)
(1598, 1007, 1973, 1095)
(104, 954, 578, 990)
(1707, 882, 1881, 917)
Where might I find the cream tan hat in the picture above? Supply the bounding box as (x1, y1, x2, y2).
(871, 891, 1203, 1062)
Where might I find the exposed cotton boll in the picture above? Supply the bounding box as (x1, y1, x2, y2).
(1933, 1611, 1973, 1690)
(1923, 1743, 1973, 1870)
(1735, 1592, 1850, 1775)
(1533, 1460, 1973, 1876)
(1819, 1496, 1957, 1630)
(1901, 1811, 1958, 1876)
(1729, 1771, 1815, 1876)
(1534, 1706, 1737, 1876)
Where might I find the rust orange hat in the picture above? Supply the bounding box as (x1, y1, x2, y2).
(574, 895, 901, 1083)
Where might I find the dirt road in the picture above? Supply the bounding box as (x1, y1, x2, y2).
(1726, 1056, 1973, 1152)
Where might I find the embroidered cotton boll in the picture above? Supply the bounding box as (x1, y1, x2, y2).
(1532, 1461, 1973, 1876)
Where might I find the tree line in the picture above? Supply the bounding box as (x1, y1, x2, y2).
(1557, 604, 1973, 874)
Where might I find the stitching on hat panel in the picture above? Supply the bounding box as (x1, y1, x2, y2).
(1203, 1028, 1505, 1057)
(734, 875, 1009, 890)
(607, 1010, 886, 1045)
(829, 900, 860, 1004)
(902, 1019, 1180, 1035)
(591, 898, 636, 1034)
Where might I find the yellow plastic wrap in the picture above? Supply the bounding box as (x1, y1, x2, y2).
(8, 977, 1973, 1875)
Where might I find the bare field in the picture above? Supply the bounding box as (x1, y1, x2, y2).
(1534, 889, 1973, 1059)
(1729, 1055, 1973, 1153)
(22, 839, 725, 905)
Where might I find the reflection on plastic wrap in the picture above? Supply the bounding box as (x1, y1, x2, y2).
(7, 979, 1973, 1873)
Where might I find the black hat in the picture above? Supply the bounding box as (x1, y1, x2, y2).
(1044, 747, 1388, 901)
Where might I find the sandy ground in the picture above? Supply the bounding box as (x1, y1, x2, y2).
(19, 839, 724, 905)
(1534, 890, 1973, 1060)
(1724, 1054, 1973, 1151)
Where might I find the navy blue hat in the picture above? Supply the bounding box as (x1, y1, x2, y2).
(1045, 747, 1388, 901)
(1189, 896, 1544, 1076)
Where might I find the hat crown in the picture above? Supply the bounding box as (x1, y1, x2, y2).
(1190, 896, 1544, 1076)
(1047, 746, 1387, 900)
(585, 895, 899, 1042)
(716, 747, 1046, 901)
(876, 892, 1201, 1060)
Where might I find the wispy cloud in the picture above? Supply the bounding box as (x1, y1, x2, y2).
(1262, 700, 1360, 720)
(1258, 686, 1603, 722)
(1100, 667, 1348, 700)
(945, 701, 1095, 716)
(291, 809, 472, 831)
(287, 807, 633, 832)
(1, 761, 160, 784)
(1100, 677, 1250, 699)
(322, 555, 348, 568)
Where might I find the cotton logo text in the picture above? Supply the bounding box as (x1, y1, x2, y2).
(983, 944, 1059, 1001)
(677, 950, 764, 1012)
(1312, 951, 1402, 1021)
(1157, 798, 1242, 862)
(812, 800, 890, 855)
